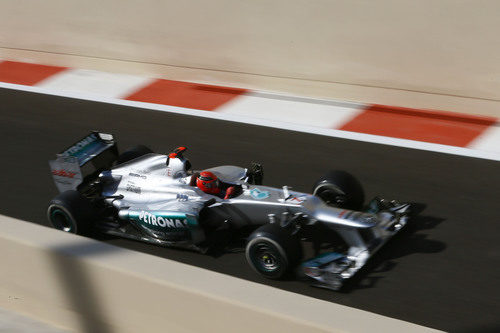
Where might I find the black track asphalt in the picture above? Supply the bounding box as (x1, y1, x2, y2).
(0, 87, 499, 332)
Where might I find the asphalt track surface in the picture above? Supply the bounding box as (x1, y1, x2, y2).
(1, 87, 499, 332)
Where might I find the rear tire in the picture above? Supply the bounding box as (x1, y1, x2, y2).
(246, 223, 302, 279)
(116, 145, 153, 165)
(47, 190, 97, 236)
(312, 170, 364, 210)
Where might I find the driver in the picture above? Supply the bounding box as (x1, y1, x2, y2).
(195, 171, 240, 199)
(196, 171, 221, 195)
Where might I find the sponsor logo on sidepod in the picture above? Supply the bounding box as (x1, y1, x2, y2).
(125, 184, 141, 194)
(138, 211, 188, 228)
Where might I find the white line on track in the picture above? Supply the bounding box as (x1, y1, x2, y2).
(1, 81, 499, 162)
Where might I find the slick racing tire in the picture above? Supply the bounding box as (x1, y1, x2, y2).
(47, 190, 97, 236)
(116, 145, 153, 165)
(246, 223, 302, 279)
(312, 170, 365, 210)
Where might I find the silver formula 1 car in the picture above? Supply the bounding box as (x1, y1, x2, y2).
(47, 132, 410, 290)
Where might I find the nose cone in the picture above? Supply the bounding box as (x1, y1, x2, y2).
(313, 204, 378, 229)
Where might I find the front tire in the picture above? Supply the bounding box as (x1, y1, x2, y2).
(312, 170, 365, 210)
(47, 190, 97, 236)
(245, 223, 302, 279)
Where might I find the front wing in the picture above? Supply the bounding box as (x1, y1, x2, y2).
(301, 199, 410, 290)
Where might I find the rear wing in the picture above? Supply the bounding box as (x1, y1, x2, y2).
(49, 132, 118, 193)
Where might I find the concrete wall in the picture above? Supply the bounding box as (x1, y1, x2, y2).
(0, 215, 438, 332)
(0, 0, 498, 107)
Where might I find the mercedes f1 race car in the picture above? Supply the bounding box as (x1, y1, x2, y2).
(47, 132, 410, 290)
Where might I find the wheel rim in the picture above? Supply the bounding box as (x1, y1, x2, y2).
(50, 208, 75, 233)
(251, 242, 282, 273)
(318, 188, 346, 206)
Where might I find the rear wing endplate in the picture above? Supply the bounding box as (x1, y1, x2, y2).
(49, 132, 118, 193)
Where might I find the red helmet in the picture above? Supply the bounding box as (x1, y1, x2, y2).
(196, 171, 221, 195)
